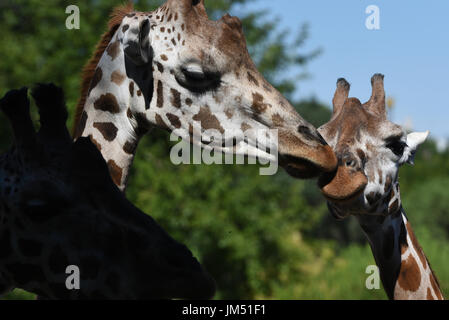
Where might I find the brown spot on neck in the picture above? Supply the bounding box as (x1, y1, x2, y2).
(157, 80, 164, 108)
(397, 254, 421, 292)
(107, 160, 123, 186)
(123, 140, 137, 155)
(166, 113, 181, 128)
(106, 40, 120, 60)
(170, 88, 181, 108)
(155, 114, 169, 130)
(111, 70, 126, 85)
(93, 93, 120, 114)
(192, 106, 225, 134)
(156, 62, 164, 73)
(93, 122, 118, 141)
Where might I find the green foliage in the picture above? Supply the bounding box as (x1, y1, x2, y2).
(403, 177, 449, 239)
(1, 289, 36, 300)
(0, 0, 448, 300)
(295, 98, 332, 128)
(298, 243, 387, 300)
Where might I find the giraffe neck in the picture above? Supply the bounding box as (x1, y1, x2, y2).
(357, 191, 443, 300)
(78, 30, 155, 191)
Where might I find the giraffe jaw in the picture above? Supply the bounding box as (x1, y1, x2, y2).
(323, 185, 392, 218)
(279, 144, 338, 179)
(324, 192, 379, 220)
(281, 155, 327, 179)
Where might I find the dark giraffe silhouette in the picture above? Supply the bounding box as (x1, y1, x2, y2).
(0, 84, 215, 299)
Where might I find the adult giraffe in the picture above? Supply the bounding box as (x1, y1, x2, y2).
(73, 0, 337, 191)
(318, 74, 444, 300)
(0, 84, 215, 299)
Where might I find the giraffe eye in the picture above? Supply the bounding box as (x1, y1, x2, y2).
(176, 64, 221, 94)
(183, 65, 206, 81)
(386, 139, 407, 157)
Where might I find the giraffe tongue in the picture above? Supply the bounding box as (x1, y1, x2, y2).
(318, 166, 368, 201)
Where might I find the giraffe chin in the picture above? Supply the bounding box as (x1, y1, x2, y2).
(281, 156, 326, 179)
(279, 145, 338, 179)
(323, 184, 391, 218)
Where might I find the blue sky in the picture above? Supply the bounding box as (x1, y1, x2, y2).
(233, 1, 449, 145)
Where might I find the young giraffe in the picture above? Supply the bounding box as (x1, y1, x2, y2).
(0, 84, 215, 299)
(318, 74, 444, 300)
(73, 0, 337, 191)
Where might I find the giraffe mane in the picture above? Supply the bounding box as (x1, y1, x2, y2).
(72, 2, 134, 137)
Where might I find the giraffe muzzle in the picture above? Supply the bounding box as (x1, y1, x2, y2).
(318, 165, 368, 202)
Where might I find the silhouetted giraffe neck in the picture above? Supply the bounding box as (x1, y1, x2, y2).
(358, 202, 444, 300)
(0, 84, 216, 299)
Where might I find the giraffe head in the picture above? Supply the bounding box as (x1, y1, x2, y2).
(74, 0, 337, 181)
(317, 74, 428, 219)
(0, 84, 215, 299)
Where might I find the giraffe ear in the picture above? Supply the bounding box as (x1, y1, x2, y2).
(403, 131, 429, 165)
(123, 17, 152, 66)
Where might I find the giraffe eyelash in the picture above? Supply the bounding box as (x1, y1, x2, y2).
(175, 69, 222, 94)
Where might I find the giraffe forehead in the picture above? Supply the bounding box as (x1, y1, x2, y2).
(326, 106, 404, 150)
(118, 5, 255, 78)
(154, 3, 252, 70)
